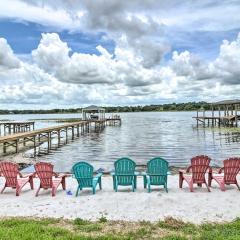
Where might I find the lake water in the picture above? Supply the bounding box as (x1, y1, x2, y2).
(1, 112, 240, 171)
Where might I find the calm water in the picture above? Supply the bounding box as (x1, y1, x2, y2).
(1, 112, 240, 171)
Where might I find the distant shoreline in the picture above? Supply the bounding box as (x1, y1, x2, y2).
(0, 101, 211, 114)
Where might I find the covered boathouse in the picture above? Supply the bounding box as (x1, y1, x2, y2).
(193, 99, 240, 127)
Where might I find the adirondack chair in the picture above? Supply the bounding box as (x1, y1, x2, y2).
(143, 157, 169, 193)
(72, 162, 102, 196)
(179, 155, 212, 192)
(208, 158, 240, 191)
(0, 161, 34, 196)
(113, 158, 136, 192)
(34, 162, 67, 197)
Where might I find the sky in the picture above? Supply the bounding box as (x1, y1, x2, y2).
(0, 0, 240, 109)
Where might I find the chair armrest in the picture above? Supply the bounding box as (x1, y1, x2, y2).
(186, 166, 192, 173)
(218, 167, 224, 174)
(94, 173, 103, 178)
(57, 173, 69, 178)
(21, 173, 35, 178)
(179, 169, 186, 174)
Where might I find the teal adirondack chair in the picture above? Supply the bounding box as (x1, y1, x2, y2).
(113, 158, 136, 192)
(144, 157, 169, 193)
(72, 162, 102, 196)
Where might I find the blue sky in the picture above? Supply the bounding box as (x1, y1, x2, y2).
(0, 20, 115, 56)
(0, 0, 240, 109)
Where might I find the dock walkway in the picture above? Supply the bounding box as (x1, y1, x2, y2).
(0, 117, 121, 156)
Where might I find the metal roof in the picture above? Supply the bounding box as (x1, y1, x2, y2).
(82, 105, 105, 111)
(212, 99, 240, 105)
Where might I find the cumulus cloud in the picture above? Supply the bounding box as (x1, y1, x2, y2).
(213, 33, 240, 85)
(0, 38, 20, 70)
(1, 0, 240, 107)
(32, 33, 70, 73)
(171, 51, 214, 80)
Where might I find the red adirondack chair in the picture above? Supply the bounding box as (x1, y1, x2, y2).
(208, 158, 240, 191)
(179, 155, 212, 192)
(0, 161, 34, 196)
(34, 162, 67, 197)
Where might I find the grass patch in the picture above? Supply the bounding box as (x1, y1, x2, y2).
(0, 217, 239, 240)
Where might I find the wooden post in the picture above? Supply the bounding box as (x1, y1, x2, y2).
(58, 130, 61, 147)
(211, 105, 214, 127)
(235, 104, 238, 127)
(65, 127, 68, 144)
(33, 135, 36, 156)
(77, 124, 80, 137)
(3, 142, 6, 154)
(47, 132, 51, 153)
(72, 126, 74, 140)
(15, 140, 19, 153)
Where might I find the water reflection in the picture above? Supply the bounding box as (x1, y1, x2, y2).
(1, 112, 240, 171)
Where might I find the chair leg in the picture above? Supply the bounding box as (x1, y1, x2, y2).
(29, 177, 34, 190)
(189, 181, 194, 192)
(99, 178, 102, 190)
(208, 172, 212, 187)
(35, 186, 41, 197)
(76, 186, 80, 197)
(236, 182, 240, 190)
(1, 184, 6, 194)
(61, 177, 66, 190)
(143, 176, 147, 189)
(165, 183, 168, 193)
(134, 176, 137, 189)
(147, 183, 151, 193)
(93, 186, 96, 195)
(205, 182, 211, 192)
(52, 187, 56, 197)
(112, 176, 116, 191)
(16, 185, 21, 196)
(132, 182, 135, 192)
(179, 173, 183, 188)
(219, 183, 225, 191)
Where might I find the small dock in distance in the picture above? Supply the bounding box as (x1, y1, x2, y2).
(193, 99, 240, 127)
(0, 121, 35, 135)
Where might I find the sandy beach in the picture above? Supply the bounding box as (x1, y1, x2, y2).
(0, 174, 239, 224)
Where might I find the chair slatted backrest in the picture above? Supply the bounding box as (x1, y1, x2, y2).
(72, 162, 94, 187)
(147, 157, 168, 185)
(114, 158, 136, 185)
(191, 155, 211, 183)
(0, 162, 19, 187)
(223, 158, 240, 183)
(35, 162, 54, 188)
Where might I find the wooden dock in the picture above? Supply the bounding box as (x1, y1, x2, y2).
(0, 120, 108, 156)
(194, 100, 240, 127)
(193, 115, 240, 127)
(105, 115, 121, 126)
(0, 121, 35, 135)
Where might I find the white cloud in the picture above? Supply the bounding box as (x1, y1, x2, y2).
(0, 38, 20, 70)
(1, 0, 240, 107)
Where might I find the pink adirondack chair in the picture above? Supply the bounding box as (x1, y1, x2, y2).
(179, 155, 212, 192)
(208, 158, 240, 191)
(34, 162, 67, 197)
(0, 161, 34, 196)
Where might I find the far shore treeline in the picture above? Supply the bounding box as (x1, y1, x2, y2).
(0, 102, 211, 114)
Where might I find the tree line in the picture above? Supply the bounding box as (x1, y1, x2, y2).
(0, 102, 212, 114)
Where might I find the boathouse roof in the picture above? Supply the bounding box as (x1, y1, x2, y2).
(212, 99, 240, 105)
(82, 105, 105, 111)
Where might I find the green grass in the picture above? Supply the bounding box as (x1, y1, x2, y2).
(0, 217, 239, 240)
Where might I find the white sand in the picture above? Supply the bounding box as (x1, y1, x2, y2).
(0, 175, 239, 224)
